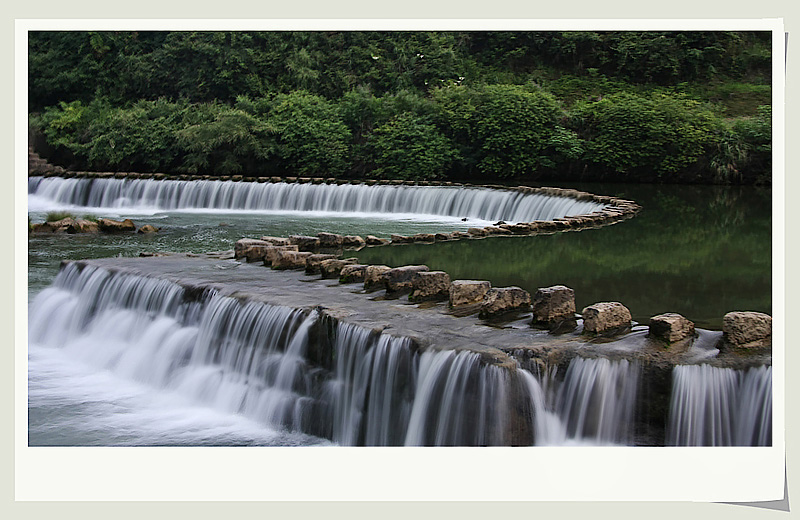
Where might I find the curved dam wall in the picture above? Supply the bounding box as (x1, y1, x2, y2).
(29, 256, 772, 447)
(28, 174, 614, 223)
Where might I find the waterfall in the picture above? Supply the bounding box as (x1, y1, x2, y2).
(667, 364, 772, 446)
(28, 177, 606, 223)
(547, 357, 641, 445)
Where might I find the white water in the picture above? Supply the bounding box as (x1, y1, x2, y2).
(28, 265, 771, 446)
(667, 364, 772, 446)
(28, 177, 606, 223)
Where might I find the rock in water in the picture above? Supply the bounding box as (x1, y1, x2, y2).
(339, 264, 369, 284)
(409, 271, 451, 302)
(271, 251, 313, 269)
(384, 265, 430, 295)
(98, 218, 136, 233)
(137, 224, 159, 234)
(582, 302, 632, 335)
(531, 285, 576, 328)
(649, 313, 695, 343)
(723, 311, 772, 349)
(449, 280, 492, 307)
(364, 265, 392, 292)
(479, 287, 531, 319)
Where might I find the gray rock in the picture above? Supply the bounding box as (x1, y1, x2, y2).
(339, 264, 369, 283)
(409, 271, 451, 302)
(649, 313, 696, 343)
(364, 265, 392, 292)
(582, 302, 632, 335)
(384, 265, 430, 294)
(723, 311, 772, 349)
(479, 287, 531, 319)
(531, 285, 576, 326)
(449, 280, 492, 307)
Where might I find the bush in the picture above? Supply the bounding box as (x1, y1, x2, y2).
(571, 92, 717, 179)
(367, 113, 458, 180)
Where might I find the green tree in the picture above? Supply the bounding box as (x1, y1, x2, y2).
(267, 91, 351, 176)
(367, 113, 458, 180)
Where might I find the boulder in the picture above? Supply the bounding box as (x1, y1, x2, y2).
(234, 238, 272, 259)
(484, 226, 512, 235)
(479, 287, 531, 319)
(384, 265, 430, 294)
(98, 218, 136, 233)
(263, 245, 300, 265)
(365, 235, 390, 246)
(364, 265, 392, 292)
(412, 233, 435, 243)
(449, 280, 492, 307)
(271, 250, 313, 269)
(434, 233, 453, 242)
(339, 264, 369, 284)
(320, 258, 359, 278)
(318, 232, 344, 248)
(722, 311, 772, 349)
(506, 223, 532, 235)
(137, 224, 159, 234)
(342, 235, 366, 249)
(531, 285, 576, 326)
(582, 302, 632, 335)
(409, 271, 451, 302)
(260, 236, 291, 246)
(390, 234, 414, 244)
(649, 313, 696, 343)
(467, 227, 488, 237)
(289, 235, 320, 251)
(72, 219, 100, 233)
(305, 254, 339, 274)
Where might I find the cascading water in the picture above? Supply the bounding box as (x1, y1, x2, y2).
(667, 364, 772, 446)
(28, 177, 606, 223)
(28, 264, 772, 447)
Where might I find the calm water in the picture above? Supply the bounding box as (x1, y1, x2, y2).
(28, 183, 771, 330)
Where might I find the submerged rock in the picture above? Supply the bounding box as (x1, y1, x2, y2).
(649, 313, 695, 344)
(582, 302, 632, 335)
(479, 287, 531, 319)
(531, 285, 576, 328)
(137, 224, 160, 234)
(723, 311, 771, 349)
(449, 280, 492, 307)
(409, 271, 451, 302)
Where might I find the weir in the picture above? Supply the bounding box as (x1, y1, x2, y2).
(28, 255, 772, 446)
(28, 176, 608, 223)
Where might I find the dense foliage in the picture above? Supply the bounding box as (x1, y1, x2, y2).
(29, 31, 773, 184)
